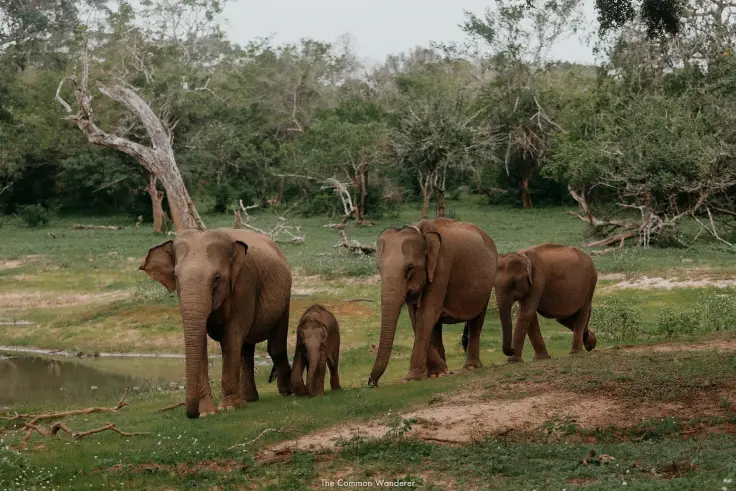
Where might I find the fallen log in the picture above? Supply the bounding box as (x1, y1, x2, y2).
(585, 231, 637, 248)
(335, 230, 376, 255)
(72, 224, 122, 230)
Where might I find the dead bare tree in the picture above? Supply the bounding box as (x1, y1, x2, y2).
(55, 41, 205, 232)
(232, 200, 305, 244)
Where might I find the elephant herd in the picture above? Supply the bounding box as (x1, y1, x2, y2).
(139, 217, 598, 419)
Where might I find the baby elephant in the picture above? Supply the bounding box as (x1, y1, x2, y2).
(291, 305, 341, 397)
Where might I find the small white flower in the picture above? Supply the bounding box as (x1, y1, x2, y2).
(726, 479, 734, 484)
(622, 482, 627, 486)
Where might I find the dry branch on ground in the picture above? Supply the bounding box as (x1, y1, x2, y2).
(71, 224, 123, 230)
(158, 402, 185, 413)
(335, 230, 376, 255)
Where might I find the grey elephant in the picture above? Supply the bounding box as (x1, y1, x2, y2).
(369, 217, 498, 387)
(291, 305, 341, 397)
(495, 243, 598, 361)
(140, 228, 293, 419)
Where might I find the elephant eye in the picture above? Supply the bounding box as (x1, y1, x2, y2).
(213, 273, 221, 283)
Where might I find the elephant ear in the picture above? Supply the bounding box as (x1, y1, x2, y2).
(424, 231, 442, 283)
(230, 240, 249, 290)
(519, 252, 533, 286)
(139, 240, 176, 292)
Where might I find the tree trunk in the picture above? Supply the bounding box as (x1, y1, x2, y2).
(360, 166, 368, 219)
(436, 189, 445, 217)
(347, 169, 362, 221)
(55, 43, 205, 232)
(419, 171, 432, 219)
(144, 174, 167, 233)
(520, 175, 533, 209)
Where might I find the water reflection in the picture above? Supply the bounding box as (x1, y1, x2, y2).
(0, 354, 156, 407)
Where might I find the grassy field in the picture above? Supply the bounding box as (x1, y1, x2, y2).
(2, 197, 736, 489)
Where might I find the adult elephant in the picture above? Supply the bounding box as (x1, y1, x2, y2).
(140, 228, 292, 419)
(368, 218, 498, 387)
(495, 243, 598, 362)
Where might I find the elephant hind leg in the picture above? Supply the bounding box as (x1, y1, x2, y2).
(267, 310, 292, 396)
(558, 308, 592, 354)
(240, 343, 259, 402)
(463, 305, 487, 370)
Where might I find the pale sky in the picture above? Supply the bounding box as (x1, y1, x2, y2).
(222, 0, 599, 66)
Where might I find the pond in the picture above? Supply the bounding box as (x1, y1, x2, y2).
(0, 348, 270, 408)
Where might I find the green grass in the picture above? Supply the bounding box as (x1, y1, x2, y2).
(2, 198, 736, 489)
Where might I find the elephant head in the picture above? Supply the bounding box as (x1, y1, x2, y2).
(139, 229, 248, 419)
(299, 320, 327, 396)
(368, 224, 441, 387)
(495, 252, 534, 357)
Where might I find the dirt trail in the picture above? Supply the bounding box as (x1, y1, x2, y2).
(614, 338, 736, 353)
(258, 388, 734, 461)
(600, 273, 736, 291)
(0, 290, 130, 310)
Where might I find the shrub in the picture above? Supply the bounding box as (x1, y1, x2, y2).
(18, 204, 49, 228)
(695, 293, 736, 332)
(655, 307, 700, 338)
(591, 297, 643, 341)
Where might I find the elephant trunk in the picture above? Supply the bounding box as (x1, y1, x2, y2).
(368, 278, 405, 387)
(497, 294, 515, 357)
(305, 342, 321, 396)
(179, 291, 211, 419)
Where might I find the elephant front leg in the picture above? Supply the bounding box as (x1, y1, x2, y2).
(507, 307, 537, 363)
(404, 307, 440, 381)
(291, 348, 308, 397)
(428, 322, 448, 377)
(219, 331, 246, 411)
(408, 305, 446, 378)
(240, 343, 259, 402)
(197, 341, 217, 417)
(327, 351, 341, 390)
(527, 315, 551, 361)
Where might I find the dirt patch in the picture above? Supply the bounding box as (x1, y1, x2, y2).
(0, 290, 131, 310)
(616, 338, 736, 354)
(0, 255, 44, 271)
(258, 383, 736, 459)
(604, 275, 736, 291)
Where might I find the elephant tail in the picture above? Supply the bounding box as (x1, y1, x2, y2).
(461, 324, 470, 352)
(268, 364, 278, 383)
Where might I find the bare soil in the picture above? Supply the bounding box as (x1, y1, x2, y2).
(615, 338, 736, 353)
(257, 382, 736, 461)
(602, 273, 736, 291)
(0, 290, 131, 310)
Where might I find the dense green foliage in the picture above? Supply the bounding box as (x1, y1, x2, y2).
(1, 0, 736, 246)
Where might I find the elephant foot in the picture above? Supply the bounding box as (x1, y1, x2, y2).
(428, 371, 448, 379)
(506, 356, 524, 364)
(401, 371, 427, 383)
(218, 396, 245, 412)
(533, 353, 552, 361)
(463, 360, 483, 370)
(244, 392, 259, 403)
(198, 396, 217, 418)
(569, 347, 585, 356)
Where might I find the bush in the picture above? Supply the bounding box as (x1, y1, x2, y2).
(655, 308, 700, 338)
(695, 293, 736, 332)
(17, 204, 49, 227)
(591, 297, 643, 341)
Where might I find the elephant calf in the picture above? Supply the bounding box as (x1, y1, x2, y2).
(291, 305, 341, 397)
(494, 243, 598, 362)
